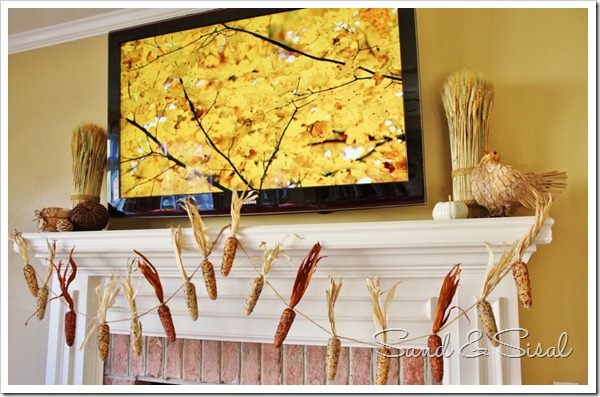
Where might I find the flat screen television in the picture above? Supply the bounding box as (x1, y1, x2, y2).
(107, 8, 425, 217)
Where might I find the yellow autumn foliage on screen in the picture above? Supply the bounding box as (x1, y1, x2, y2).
(119, 8, 408, 198)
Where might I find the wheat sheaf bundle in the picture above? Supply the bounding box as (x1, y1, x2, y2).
(442, 70, 494, 209)
(366, 276, 401, 385)
(71, 123, 107, 206)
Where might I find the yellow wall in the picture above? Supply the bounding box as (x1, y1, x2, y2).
(7, 8, 588, 385)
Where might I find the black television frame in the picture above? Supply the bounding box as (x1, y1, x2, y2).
(107, 8, 425, 217)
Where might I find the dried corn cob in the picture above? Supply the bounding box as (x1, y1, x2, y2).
(136, 250, 176, 342)
(221, 188, 258, 277)
(54, 247, 78, 347)
(477, 299, 499, 347)
(221, 236, 238, 277)
(428, 334, 443, 383)
(366, 276, 401, 385)
(245, 275, 265, 315)
(119, 260, 143, 357)
(511, 260, 532, 309)
(274, 307, 296, 348)
(23, 264, 39, 297)
(429, 264, 461, 383)
(158, 304, 176, 342)
(36, 251, 55, 321)
(36, 285, 49, 320)
(172, 226, 199, 320)
(97, 323, 110, 361)
(376, 347, 391, 385)
(274, 243, 323, 347)
(11, 231, 39, 297)
(65, 310, 77, 347)
(131, 316, 143, 357)
(202, 259, 217, 300)
(326, 336, 341, 381)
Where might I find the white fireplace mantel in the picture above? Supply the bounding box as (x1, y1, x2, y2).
(17, 217, 553, 386)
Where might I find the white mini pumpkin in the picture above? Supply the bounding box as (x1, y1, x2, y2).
(432, 195, 469, 220)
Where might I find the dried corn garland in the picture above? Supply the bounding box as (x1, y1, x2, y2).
(119, 259, 143, 356)
(172, 226, 199, 321)
(37, 239, 56, 321)
(135, 250, 176, 342)
(274, 242, 323, 347)
(10, 231, 39, 297)
(429, 264, 461, 383)
(53, 247, 78, 346)
(325, 275, 343, 380)
(180, 198, 218, 300)
(245, 238, 294, 315)
(366, 276, 401, 385)
(222, 188, 258, 277)
(80, 275, 120, 361)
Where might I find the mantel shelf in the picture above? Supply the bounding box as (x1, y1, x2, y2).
(16, 217, 553, 385)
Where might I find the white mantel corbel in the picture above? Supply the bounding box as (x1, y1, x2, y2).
(17, 217, 553, 386)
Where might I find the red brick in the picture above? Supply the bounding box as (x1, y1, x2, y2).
(182, 339, 201, 382)
(202, 340, 220, 383)
(165, 338, 183, 380)
(129, 336, 145, 377)
(112, 334, 129, 376)
(221, 341, 240, 385)
(240, 342, 260, 385)
(283, 344, 304, 385)
(386, 354, 400, 385)
(327, 346, 349, 385)
(261, 344, 282, 385)
(146, 337, 164, 378)
(350, 347, 371, 385)
(306, 345, 326, 385)
(401, 349, 425, 385)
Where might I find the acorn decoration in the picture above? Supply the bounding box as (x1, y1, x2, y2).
(69, 201, 109, 231)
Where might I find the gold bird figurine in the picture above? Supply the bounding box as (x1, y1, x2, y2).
(471, 151, 567, 216)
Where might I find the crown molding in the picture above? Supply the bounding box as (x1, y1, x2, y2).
(8, 8, 209, 55)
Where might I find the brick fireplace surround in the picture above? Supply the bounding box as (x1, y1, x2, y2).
(103, 336, 431, 385)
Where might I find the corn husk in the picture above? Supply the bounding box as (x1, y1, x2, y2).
(53, 247, 78, 346)
(442, 70, 494, 216)
(10, 231, 39, 297)
(477, 299, 499, 347)
(71, 123, 107, 207)
(512, 260, 532, 309)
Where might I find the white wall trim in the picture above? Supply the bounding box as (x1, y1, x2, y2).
(8, 8, 209, 55)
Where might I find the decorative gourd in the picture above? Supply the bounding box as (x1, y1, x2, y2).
(432, 195, 469, 220)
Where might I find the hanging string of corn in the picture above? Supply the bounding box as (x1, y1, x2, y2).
(245, 237, 294, 315)
(442, 70, 494, 214)
(222, 188, 258, 277)
(71, 123, 107, 207)
(53, 247, 78, 346)
(10, 231, 39, 297)
(274, 242, 323, 348)
(119, 259, 143, 357)
(172, 226, 199, 321)
(36, 239, 56, 321)
(180, 198, 218, 300)
(135, 250, 176, 342)
(366, 276, 401, 385)
(325, 275, 343, 381)
(79, 275, 120, 361)
(429, 264, 461, 384)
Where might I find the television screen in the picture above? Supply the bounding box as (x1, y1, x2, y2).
(108, 8, 425, 217)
